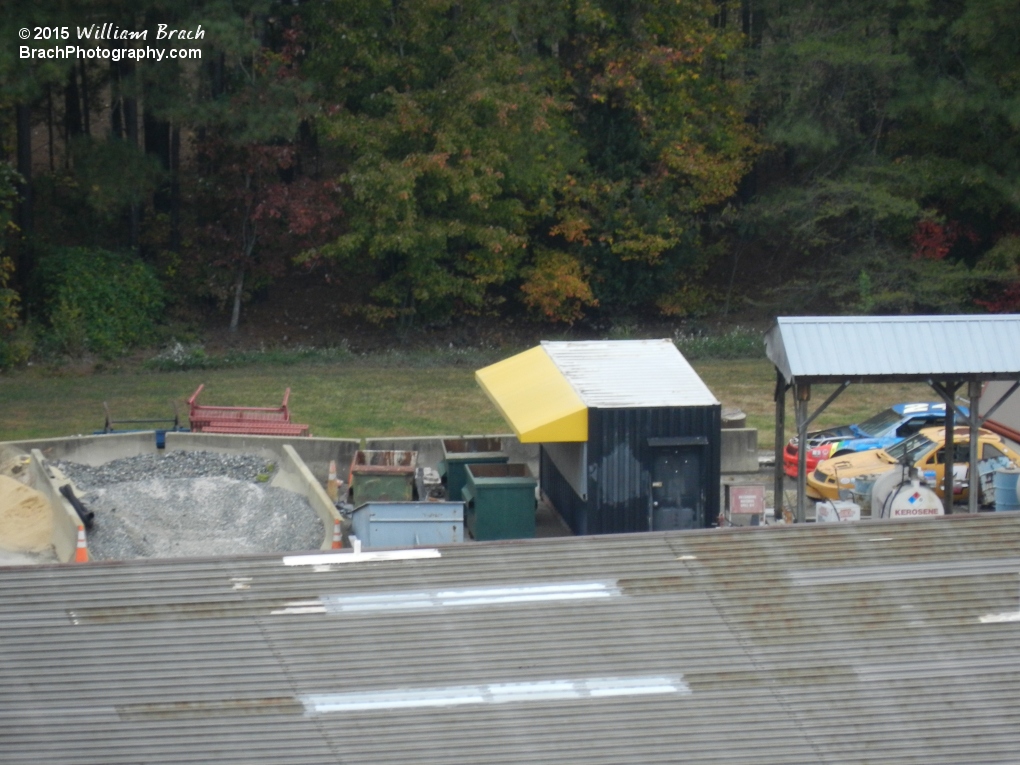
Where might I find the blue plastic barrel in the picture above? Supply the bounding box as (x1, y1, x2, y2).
(993, 468, 1020, 512)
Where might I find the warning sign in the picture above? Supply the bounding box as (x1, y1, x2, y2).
(728, 485, 765, 515)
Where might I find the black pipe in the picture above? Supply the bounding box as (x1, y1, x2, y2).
(59, 484, 95, 529)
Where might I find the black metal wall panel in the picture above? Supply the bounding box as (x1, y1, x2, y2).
(540, 406, 721, 536)
(540, 446, 587, 534)
(586, 406, 721, 534)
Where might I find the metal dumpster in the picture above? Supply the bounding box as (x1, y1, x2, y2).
(439, 438, 508, 506)
(462, 463, 537, 541)
(349, 450, 417, 506)
(351, 501, 464, 548)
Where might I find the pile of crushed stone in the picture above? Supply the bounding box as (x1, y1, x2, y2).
(56, 450, 273, 491)
(54, 451, 323, 561)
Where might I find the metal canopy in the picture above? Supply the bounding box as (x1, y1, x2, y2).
(766, 315, 1020, 522)
(766, 314, 1020, 383)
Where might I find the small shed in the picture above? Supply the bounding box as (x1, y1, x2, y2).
(476, 339, 721, 534)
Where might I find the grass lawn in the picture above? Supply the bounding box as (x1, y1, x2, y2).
(0, 355, 935, 447)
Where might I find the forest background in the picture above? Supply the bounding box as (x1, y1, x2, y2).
(2, 0, 1020, 369)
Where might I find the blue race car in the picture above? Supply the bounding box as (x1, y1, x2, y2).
(783, 401, 967, 478)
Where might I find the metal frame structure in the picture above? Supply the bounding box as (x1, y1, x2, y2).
(765, 315, 1020, 522)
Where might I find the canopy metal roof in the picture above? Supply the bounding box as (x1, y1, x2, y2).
(3, 515, 1019, 764)
(475, 340, 718, 443)
(766, 315, 1020, 383)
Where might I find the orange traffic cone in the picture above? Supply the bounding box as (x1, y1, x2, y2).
(326, 460, 339, 502)
(74, 526, 89, 563)
(331, 518, 342, 549)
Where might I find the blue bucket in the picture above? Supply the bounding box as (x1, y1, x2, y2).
(993, 468, 1020, 512)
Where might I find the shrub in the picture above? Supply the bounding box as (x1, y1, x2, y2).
(33, 247, 165, 358)
(143, 341, 213, 371)
(0, 256, 32, 370)
(142, 342, 354, 371)
(673, 326, 765, 360)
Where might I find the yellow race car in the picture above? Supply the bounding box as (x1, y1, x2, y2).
(806, 426, 1020, 502)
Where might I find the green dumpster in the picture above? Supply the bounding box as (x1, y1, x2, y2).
(462, 463, 536, 540)
(439, 438, 508, 505)
(350, 450, 417, 506)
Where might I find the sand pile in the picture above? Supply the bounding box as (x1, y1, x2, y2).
(0, 447, 34, 487)
(0, 475, 53, 553)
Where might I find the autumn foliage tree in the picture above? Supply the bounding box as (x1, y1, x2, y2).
(187, 21, 340, 330)
(304, 0, 758, 324)
(7, 0, 1020, 350)
(549, 0, 758, 317)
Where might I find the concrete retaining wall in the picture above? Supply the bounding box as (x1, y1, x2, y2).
(165, 432, 361, 488)
(29, 450, 84, 563)
(721, 428, 759, 473)
(10, 428, 748, 478)
(9, 432, 159, 466)
(272, 445, 342, 550)
(364, 434, 539, 474)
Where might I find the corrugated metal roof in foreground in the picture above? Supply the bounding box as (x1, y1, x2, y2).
(766, 314, 1020, 381)
(542, 339, 719, 408)
(2, 514, 1020, 764)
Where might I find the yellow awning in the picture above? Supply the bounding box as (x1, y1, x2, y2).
(475, 346, 587, 443)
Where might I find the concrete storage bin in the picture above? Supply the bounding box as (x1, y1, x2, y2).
(439, 438, 508, 505)
(462, 463, 537, 541)
(350, 450, 417, 506)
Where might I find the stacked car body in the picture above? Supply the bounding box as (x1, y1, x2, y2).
(806, 426, 1020, 503)
(783, 402, 965, 478)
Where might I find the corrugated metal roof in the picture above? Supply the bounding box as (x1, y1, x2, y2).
(3, 514, 1019, 764)
(542, 339, 719, 408)
(766, 315, 1020, 381)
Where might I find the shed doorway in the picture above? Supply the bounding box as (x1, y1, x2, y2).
(651, 447, 701, 530)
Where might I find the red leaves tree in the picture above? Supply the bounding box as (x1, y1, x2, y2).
(187, 22, 340, 330)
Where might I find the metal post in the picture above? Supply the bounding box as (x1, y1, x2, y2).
(968, 380, 981, 514)
(944, 385, 955, 514)
(796, 383, 810, 524)
(774, 370, 787, 522)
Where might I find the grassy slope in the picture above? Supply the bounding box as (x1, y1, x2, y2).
(1, 356, 935, 447)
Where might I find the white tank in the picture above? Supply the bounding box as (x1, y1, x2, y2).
(885, 479, 944, 519)
(871, 466, 913, 518)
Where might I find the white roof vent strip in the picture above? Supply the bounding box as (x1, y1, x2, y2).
(302, 675, 691, 714)
(282, 548, 442, 566)
(271, 581, 621, 615)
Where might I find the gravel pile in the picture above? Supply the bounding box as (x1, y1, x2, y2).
(54, 451, 324, 561)
(56, 450, 272, 492)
